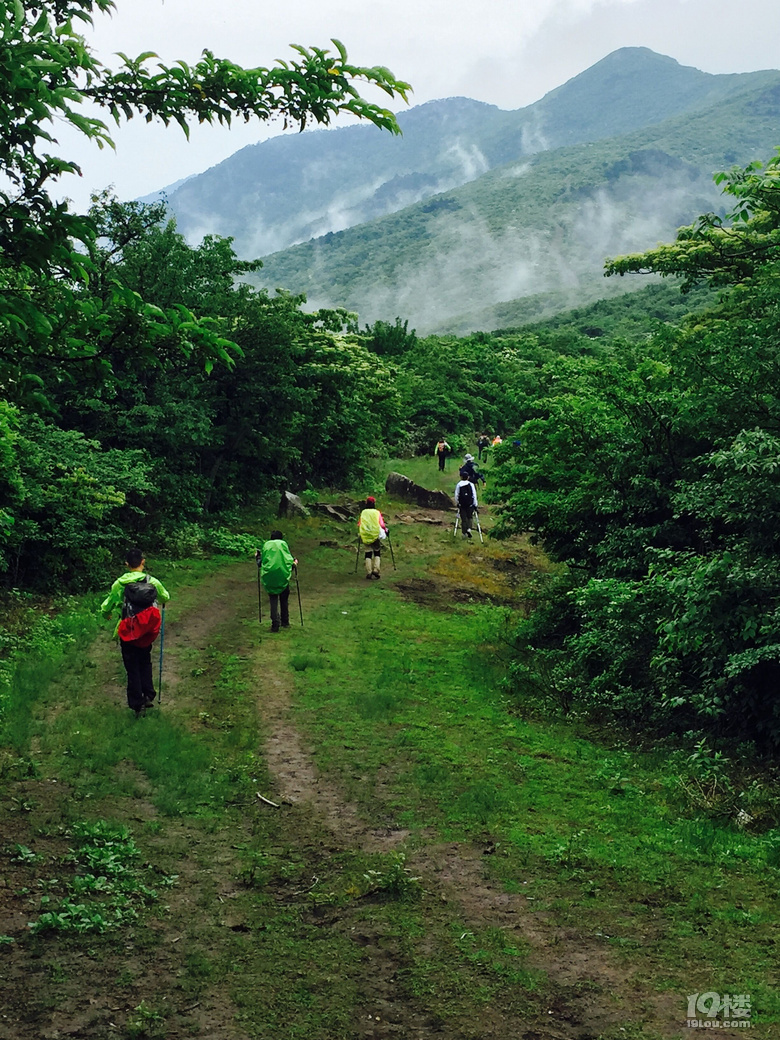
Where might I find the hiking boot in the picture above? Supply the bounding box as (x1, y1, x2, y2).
(371, 572, 381, 580)
(271, 624, 280, 633)
(281, 621, 290, 628)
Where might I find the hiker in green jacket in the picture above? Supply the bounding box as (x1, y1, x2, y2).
(257, 531, 298, 633)
(101, 548, 170, 714)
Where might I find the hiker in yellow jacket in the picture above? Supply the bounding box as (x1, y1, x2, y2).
(358, 496, 388, 580)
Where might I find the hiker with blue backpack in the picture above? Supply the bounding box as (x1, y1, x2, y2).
(459, 453, 486, 487)
(101, 548, 170, 715)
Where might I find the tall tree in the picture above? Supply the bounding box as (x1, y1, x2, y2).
(0, 0, 411, 387)
(0, 0, 411, 588)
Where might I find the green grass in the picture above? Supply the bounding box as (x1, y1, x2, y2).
(3, 514, 779, 1036)
(284, 572, 780, 1026)
(0, 601, 103, 756)
(0, 543, 556, 1038)
(384, 449, 492, 495)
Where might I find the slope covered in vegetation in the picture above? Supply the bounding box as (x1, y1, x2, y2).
(164, 47, 780, 261)
(252, 74, 780, 331)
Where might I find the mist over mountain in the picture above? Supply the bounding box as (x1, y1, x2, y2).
(155, 48, 780, 332)
(162, 48, 777, 255)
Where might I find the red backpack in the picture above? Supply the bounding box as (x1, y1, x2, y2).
(117, 576, 161, 647)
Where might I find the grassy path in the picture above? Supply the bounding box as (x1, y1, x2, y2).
(1, 460, 778, 1038)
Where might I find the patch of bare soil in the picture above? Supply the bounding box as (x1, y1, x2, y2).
(396, 543, 537, 610)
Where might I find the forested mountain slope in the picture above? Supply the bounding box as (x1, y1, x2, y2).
(162, 48, 779, 262)
(252, 76, 780, 331)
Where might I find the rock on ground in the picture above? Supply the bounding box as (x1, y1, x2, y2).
(278, 491, 310, 518)
(385, 472, 453, 511)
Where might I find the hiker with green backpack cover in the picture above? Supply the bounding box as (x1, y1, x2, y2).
(256, 531, 298, 632)
(101, 548, 170, 715)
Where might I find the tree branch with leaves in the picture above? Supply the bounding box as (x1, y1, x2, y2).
(0, 3, 410, 274)
(0, 0, 411, 383)
(604, 150, 780, 290)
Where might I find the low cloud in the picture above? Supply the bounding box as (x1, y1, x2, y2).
(283, 163, 722, 333)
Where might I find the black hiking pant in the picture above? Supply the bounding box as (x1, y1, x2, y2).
(120, 640, 156, 712)
(437, 451, 446, 471)
(269, 587, 290, 632)
(459, 506, 475, 538)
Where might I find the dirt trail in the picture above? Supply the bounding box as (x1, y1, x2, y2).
(0, 518, 687, 1040)
(245, 545, 682, 1040)
(254, 664, 411, 854)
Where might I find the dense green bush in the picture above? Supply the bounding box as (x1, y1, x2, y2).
(494, 152, 780, 748)
(0, 407, 155, 589)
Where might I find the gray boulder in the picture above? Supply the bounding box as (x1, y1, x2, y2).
(278, 491, 309, 518)
(312, 503, 359, 522)
(385, 472, 453, 510)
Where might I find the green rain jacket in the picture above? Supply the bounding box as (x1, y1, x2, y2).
(101, 571, 170, 639)
(260, 539, 295, 594)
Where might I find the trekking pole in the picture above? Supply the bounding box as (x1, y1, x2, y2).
(475, 509, 484, 544)
(294, 567, 303, 626)
(261, 553, 268, 624)
(386, 532, 397, 570)
(158, 605, 166, 704)
(354, 541, 361, 573)
(453, 510, 460, 537)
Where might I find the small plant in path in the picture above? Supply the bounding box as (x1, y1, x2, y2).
(361, 852, 422, 901)
(27, 819, 176, 936)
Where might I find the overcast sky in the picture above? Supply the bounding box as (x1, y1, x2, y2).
(55, 0, 780, 210)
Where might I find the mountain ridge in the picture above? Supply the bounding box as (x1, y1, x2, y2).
(161, 48, 779, 260)
(251, 74, 780, 332)
(148, 48, 780, 332)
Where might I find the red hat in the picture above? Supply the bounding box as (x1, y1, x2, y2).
(366, 496, 376, 506)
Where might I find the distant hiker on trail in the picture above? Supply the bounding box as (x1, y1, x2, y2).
(491, 434, 503, 448)
(257, 531, 297, 633)
(455, 477, 478, 539)
(101, 549, 170, 716)
(434, 438, 451, 472)
(477, 433, 490, 461)
(459, 454, 486, 487)
(358, 496, 388, 580)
